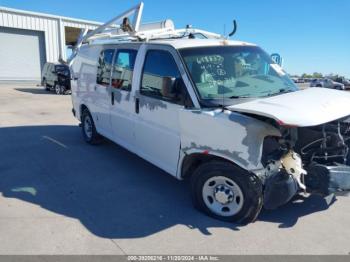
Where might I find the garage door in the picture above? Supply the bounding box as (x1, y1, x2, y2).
(0, 27, 46, 81)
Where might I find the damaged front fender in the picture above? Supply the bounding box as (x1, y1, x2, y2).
(179, 109, 281, 173)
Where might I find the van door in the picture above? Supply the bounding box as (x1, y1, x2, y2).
(109, 48, 138, 150)
(94, 48, 115, 136)
(134, 47, 193, 176)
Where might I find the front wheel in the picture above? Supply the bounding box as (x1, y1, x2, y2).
(54, 83, 64, 95)
(191, 161, 263, 224)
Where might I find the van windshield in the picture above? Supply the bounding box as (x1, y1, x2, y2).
(179, 46, 298, 102)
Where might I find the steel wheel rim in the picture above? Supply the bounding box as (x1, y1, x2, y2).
(202, 176, 244, 217)
(84, 115, 93, 139)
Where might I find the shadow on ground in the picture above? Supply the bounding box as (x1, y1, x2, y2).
(259, 194, 336, 228)
(15, 88, 53, 95)
(0, 125, 335, 238)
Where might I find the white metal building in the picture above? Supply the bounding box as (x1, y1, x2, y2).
(0, 6, 101, 81)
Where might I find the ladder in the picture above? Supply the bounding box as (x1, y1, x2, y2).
(69, 2, 222, 64)
(78, 2, 223, 44)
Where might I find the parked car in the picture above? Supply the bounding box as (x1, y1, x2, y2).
(70, 4, 350, 224)
(334, 77, 350, 89)
(291, 78, 304, 83)
(321, 78, 345, 90)
(310, 78, 322, 87)
(42, 62, 71, 95)
(310, 78, 344, 90)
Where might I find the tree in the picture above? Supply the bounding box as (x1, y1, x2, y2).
(312, 72, 323, 78)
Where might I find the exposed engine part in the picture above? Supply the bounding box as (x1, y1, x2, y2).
(295, 120, 350, 166)
(304, 165, 330, 195)
(263, 150, 307, 190)
(261, 118, 350, 210)
(263, 170, 299, 210)
(305, 164, 350, 195)
(263, 150, 307, 209)
(280, 151, 307, 190)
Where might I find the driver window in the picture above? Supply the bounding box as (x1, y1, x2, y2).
(141, 50, 187, 104)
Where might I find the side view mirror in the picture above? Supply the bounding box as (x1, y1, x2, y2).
(160, 76, 176, 98)
(161, 76, 193, 107)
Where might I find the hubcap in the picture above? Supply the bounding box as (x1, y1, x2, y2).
(202, 176, 244, 217)
(214, 185, 234, 204)
(84, 116, 93, 139)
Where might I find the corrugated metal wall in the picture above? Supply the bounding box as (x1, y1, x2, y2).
(0, 8, 99, 63)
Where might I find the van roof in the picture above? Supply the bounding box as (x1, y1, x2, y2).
(148, 38, 256, 49)
(89, 38, 256, 50)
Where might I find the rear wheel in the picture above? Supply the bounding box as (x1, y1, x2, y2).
(191, 161, 263, 224)
(81, 109, 102, 145)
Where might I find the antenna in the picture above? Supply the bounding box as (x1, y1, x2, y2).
(228, 20, 238, 37)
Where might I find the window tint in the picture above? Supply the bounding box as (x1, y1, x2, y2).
(111, 50, 137, 91)
(96, 49, 115, 86)
(55, 65, 68, 72)
(141, 50, 183, 101)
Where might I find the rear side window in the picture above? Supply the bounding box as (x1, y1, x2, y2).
(141, 50, 181, 99)
(96, 49, 115, 86)
(111, 50, 137, 91)
(43, 63, 48, 73)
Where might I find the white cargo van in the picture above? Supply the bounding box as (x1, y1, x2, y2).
(71, 3, 350, 224)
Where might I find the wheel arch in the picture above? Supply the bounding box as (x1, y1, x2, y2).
(180, 151, 248, 180)
(79, 104, 90, 121)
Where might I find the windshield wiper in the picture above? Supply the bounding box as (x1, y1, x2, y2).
(278, 88, 294, 95)
(229, 95, 250, 99)
(264, 89, 293, 97)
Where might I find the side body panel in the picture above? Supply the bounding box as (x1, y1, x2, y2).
(178, 109, 281, 177)
(71, 45, 105, 134)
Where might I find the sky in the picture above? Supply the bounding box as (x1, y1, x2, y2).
(1, 0, 349, 77)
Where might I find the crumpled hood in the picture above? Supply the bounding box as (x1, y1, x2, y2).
(228, 88, 350, 127)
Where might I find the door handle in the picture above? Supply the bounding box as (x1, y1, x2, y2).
(135, 98, 140, 114)
(111, 92, 114, 105)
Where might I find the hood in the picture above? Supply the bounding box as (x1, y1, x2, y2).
(228, 88, 350, 127)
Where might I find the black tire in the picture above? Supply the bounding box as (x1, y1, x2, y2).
(316, 84, 322, 87)
(54, 83, 65, 95)
(81, 109, 102, 145)
(191, 161, 263, 224)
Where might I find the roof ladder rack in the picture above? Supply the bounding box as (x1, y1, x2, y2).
(68, 2, 223, 64)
